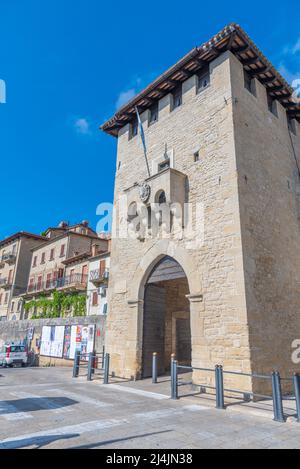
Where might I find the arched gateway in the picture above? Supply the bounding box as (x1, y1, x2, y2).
(142, 256, 191, 377)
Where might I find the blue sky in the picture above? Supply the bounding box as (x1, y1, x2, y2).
(0, 0, 299, 239)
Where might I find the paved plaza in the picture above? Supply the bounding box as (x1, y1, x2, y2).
(0, 367, 300, 449)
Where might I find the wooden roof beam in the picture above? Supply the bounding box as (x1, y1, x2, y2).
(193, 58, 207, 68)
(283, 102, 298, 108)
(234, 44, 251, 54)
(267, 85, 284, 93)
(249, 65, 272, 76)
(260, 75, 277, 84)
(242, 56, 260, 66)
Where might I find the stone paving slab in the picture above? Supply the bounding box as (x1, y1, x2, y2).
(0, 366, 300, 449)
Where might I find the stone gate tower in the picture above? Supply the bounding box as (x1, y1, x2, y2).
(102, 24, 300, 392)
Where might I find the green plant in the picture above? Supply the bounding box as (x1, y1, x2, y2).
(24, 290, 87, 319)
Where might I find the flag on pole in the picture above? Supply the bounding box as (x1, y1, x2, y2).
(135, 106, 150, 177)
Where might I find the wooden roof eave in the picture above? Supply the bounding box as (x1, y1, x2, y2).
(101, 24, 300, 136)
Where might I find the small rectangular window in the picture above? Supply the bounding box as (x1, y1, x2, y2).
(129, 120, 138, 139)
(92, 291, 98, 306)
(197, 69, 210, 93)
(267, 94, 277, 116)
(149, 103, 158, 125)
(194, 151, 200, 162)
(50, 249, 55, 260)
(171, 84, 182, 110)
(33, 256, 37, 267)
(41, 253, 45, 264)
(60, 245, 65, 257)
(288, 117, 297, 135)
(244, 70, 255, 95)
(158, 159, 170, 172)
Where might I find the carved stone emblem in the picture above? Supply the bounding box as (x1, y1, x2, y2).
(139, 183, 151, 203)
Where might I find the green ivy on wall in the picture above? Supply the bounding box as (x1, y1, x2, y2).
(24, 290, 86, 319)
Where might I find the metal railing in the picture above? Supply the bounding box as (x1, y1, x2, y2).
(27, 274, 88, 293)
(0, 277, 12, 288)
(72, 348, 110, 384)
(57, 274, 88, 288)
(151, 353, 300, 423)
(1, 253, 16, 263)
(89, 270, 109, 283)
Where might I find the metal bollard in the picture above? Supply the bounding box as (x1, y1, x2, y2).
(152, 352, 158, 384)
(72, 350, 80, 378)
(87, 352, 94, 381)
(271, 371, 285, 423)
(294, 373, 300, 423)
(215, 365, 225, 409)
(171, 360, 178, 400)
(103, 353, 110, 384)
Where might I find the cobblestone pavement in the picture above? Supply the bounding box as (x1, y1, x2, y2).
(0, 367, 300, 449)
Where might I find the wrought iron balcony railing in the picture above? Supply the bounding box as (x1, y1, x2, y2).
(89, 270, 109, 284)
(0, 277, 13, 288)
(1, 252, 17, 264)
(27, 273, 88, 294)
(56, 273, 88, 289)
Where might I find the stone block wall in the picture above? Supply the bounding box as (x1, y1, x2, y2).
(0, 315, 106, 367)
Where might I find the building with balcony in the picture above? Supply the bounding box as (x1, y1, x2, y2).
(101, 24, 300, 394)
(22, 221, 109, 319)
(0, 232, 47, 320)
(87, 243, 110, 316)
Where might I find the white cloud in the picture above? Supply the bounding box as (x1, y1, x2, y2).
(74, 117, 91, 135)
(115, 88, 136, 109)
(282, 37, 300, 56)
(292, 38, 300, 55)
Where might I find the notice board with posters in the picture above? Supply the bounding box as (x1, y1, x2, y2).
(64, 324, 95, 360)
(40, 325, 65, 358)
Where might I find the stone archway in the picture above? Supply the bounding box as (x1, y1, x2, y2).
(142, 256, 191, 377)
(127, 240, 203, 379)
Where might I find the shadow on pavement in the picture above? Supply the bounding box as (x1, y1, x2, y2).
(68, 430, 172, 449)
(0, 397, 77, 414)
(0, 433, 79, 449)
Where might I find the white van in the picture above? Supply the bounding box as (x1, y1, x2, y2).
(0, 343, 28, 367)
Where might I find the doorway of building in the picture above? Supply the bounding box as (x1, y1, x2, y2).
(142, 256, 191, 378)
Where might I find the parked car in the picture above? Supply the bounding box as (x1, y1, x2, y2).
(0, 343, 28, 367)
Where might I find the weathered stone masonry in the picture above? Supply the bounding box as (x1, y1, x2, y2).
(103, 26, 300, 393)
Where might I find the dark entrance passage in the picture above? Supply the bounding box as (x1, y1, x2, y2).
(142, 256, 191, 378)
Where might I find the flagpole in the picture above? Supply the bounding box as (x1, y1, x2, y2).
(135, 106, 151, 178)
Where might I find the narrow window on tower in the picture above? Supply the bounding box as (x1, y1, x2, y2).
(149, 102, 158, 125)
(267, 93, 278, 117)
(129, 119, 138, 140)
(171, 84, 182, 110)
(244, 70, 256, 96)
(197, 68, 210, 94)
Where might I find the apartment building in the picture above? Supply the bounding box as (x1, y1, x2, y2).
(21, 222, 110, 318)
(0, 232, 47, 320)
(87, 242, 110, 316)
(101, 23, 300, 393)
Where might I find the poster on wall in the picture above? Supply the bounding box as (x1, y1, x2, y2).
(51, 326, 65, 358)
(63, 325, 71, 359)
(40, 326, 51, 356)
(68, 324, 95, 360)
(40, 325, 65, 358)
